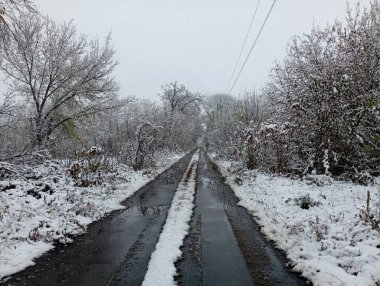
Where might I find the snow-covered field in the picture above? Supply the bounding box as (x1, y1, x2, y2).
(143, 151, 199, 286)
(214, 157, 380, 286)
(0, 151, 184, 280)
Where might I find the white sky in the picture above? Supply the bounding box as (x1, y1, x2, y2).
(23, 1, 374, 100)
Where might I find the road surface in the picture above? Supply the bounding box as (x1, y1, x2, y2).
(3, 149, 308, 286)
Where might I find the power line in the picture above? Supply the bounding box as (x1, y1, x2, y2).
(227, 0, 277, 95)
(224, 0, 261, 94)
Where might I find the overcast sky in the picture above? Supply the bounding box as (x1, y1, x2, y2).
(35, 0, 371, 100)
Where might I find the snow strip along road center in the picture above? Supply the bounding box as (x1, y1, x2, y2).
(142, 150, 199, 286)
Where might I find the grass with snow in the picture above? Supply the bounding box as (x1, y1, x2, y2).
(214, 158, 380, 286)
(0, 152, 184, 280)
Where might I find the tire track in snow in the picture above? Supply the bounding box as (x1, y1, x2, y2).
(142, 150, 199, 286)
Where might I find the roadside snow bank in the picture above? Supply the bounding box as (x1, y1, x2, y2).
(214, 158, 380, 286)
(0, 152, 184, 280)
(142, 151, 199, 286)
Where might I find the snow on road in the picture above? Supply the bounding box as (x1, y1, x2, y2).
(142, 150, 199, 286)
(214, 157, 380, 286)
(0, 152, 184, 280)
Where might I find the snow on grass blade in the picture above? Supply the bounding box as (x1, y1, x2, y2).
(142, 150, 199, 286)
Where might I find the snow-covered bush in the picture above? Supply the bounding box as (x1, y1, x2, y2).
(68, 147, 111, 187)
(308, 216, 329, 242)
(204, 91, 264, 162)
(266, 2, 380, 178)
(133, 122, 158, 171)
(294, 194, 321, 210)
(206, 2, 380, 182)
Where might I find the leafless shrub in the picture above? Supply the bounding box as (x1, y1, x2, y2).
(359, 190, 380, 232)
(309, 216, 329, 241)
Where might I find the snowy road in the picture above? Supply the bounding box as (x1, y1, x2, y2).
(4, 149, 308, 285)
(177, 150, 308, 286)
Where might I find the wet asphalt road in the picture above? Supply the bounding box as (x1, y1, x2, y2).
(177, 150, 308, 286)
(3, 149, 308, 286)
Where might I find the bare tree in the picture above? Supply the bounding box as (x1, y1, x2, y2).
(160, 82, 202, 115)
(203, 92, 266, 161)
(133, 121, 158, 171)
(0, 93, 17, 130)
(0, 11, 119, 149)
(0, 0, 32, 7)
(158, 82, 202, 149)
(0, 0, 34, 24)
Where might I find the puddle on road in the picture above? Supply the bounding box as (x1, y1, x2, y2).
(122, 204, 170, 217)
(122, 185, 173, 217)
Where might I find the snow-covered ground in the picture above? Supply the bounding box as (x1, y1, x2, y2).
(0, 151, 184, 280)
(213, 157, 380, 286)
(143, 151, 199, 286)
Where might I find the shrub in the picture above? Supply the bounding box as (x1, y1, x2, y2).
(68, 146, 111, 187)
(294, 194, 321, 209)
